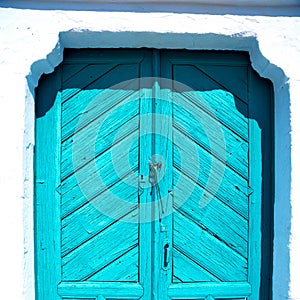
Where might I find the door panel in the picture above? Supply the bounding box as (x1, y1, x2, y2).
(160, 50, 272, 300)
(36, 49, 152, 299)
(61, 55, 141, 284)
(35, 49, 273, 300)
(170, 63, 249, 282)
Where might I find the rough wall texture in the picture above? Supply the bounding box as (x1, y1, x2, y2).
(0, 4, 299, 300)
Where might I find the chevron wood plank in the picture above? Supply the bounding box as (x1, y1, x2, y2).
(173, 129, 249, 219)
(173, 211, 248, 281)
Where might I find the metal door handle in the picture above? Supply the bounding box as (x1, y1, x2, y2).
(163, 242, 170, 270)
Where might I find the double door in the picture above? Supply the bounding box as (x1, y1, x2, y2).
(35, 49, 273, 300)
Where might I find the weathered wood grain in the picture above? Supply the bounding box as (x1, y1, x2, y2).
(58, 282, 143, 298)
(173, 128, 249, 218)
(167, 281, 251, 299)
(35, 67, 62, 299)
(152, 51, 174, 300)
(61, 130, 139, 218)
(173, 169, 248, 258)
(62, 64, 139, 142)
(196, 64, 248, 101)
(61, 103, 139, 180)
(173, 63, 248, 103)
(62, 63, 118, 101)
(61, 174, 138, 256)
(173, 211, 248, 281)
(62, 212, 138, 281)
(174, 92, 248, 179)
(173, 248, 219, 282)
(35, 49, 272, 300)
(88, 247, 138, 282)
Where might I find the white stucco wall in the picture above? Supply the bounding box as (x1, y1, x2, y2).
(0, 3, 299, 299)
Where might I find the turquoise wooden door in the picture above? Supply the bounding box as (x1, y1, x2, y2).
(35, 49, 273, 300)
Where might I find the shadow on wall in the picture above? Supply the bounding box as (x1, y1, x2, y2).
(27, 30, 289, 96)
(1, 0, 300, 16)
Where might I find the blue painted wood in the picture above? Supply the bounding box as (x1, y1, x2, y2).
(36, 49, 153, 299)
(173, 128, 249, 218)
(35, 66, 62, 299)
(61, 98, 139, 180)
(57, 282, 143, 298)
(173, 211, 247, 281)
(138, 50, 154, 300)
(88, 247, 139, 281)
(173, 92, 249, 179)
(152, 50, 173, 300)
(161, 50, 273, 300)
(61, 51, 150, 298)
(247, 65, 274, 300)
(173, 169, 248, 259)
(62, 215, 138, 280)
(62, 298, 96, 300)
(173, 248, 219, 282)
(167, 281, 251, 298)
(35, 49, 273, 300)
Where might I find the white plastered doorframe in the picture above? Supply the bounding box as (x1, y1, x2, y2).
(24, 29, 291, 300)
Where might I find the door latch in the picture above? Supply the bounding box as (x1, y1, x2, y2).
(162, 242, 170, 270)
